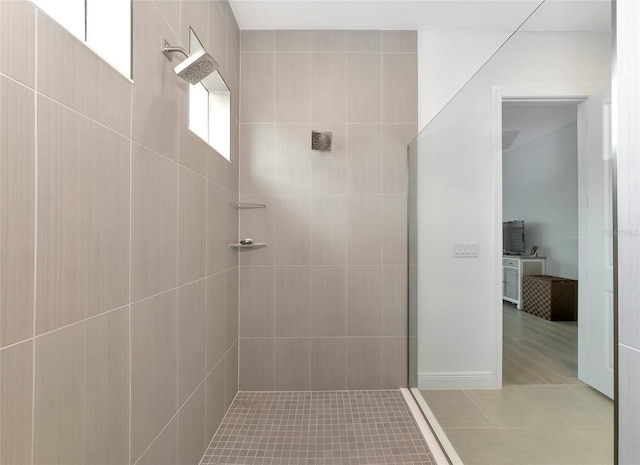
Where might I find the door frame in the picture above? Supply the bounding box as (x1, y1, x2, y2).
(490, 86, 604, 389)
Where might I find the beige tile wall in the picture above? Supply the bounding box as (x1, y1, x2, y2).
(0, 1, 240, 464)
(238, 29, 417, 390)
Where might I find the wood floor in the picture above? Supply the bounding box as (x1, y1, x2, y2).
(502, 302, 578, 386)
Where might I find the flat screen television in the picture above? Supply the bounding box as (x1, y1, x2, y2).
(503, 220, 525, 255)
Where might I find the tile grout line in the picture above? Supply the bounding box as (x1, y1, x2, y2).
(344, 36, 349, 389)
(127, 35, 134, 465)
(30, 7, 40, 465)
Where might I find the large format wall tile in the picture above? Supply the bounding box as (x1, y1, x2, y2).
(275, 338, 311, 390)
(239, 124, 276, 195)
(275, 266, 310, 337)
(240, 53, 275, 123)
(38, 13, 131, 137)
(310, 338, 347, 390)
(131, 143, 178, 302)
(131, 291, 178, 463)
(310, 30, 346, 52)
(2, 2, 241, 465)
(275, 53, 310, 123)
(310, 195, 347, 266)
(273, 196, 311, 265)
(34, 308, 129, 465)
(347, 30, 381, 53)
(0, 0, 35, 87)
(0, 76, 35, 348)
(207, 361, 226, 440)
(0, 340, 33, 465)
(37, 96, 130, 334)
(34, 321, 86, 465)
(347, 337, 383, 390)
(226, 268, 239, 350)
(383, 195, 409, 265)
(382, 31, 418, 53)
(207, 181, 228, 273)
(383, 266, 408, 337)
(383, 337, 408, 388)
(347, 124, 383, 194)
(310, 266, 347, 337)
(346, 266, 383, 336)
(276, 30, 310, 52)
(225, 341, 239, 409)
(178, 280, 207, 406)
(273, 124, 312, 195)
(239, 338, 275, 391)
(347, 195, 383, 266)
(178, 167, 207, 285)
(84, 308, 129, 464)
(310, 52, 347, 124)
(207, 273, 227, 369)
(241, 31, 275, 52)
(136, 418, 178, 465)
(239, 266, 274, 337)
(383, 124, 417, 194)
(132, 1, 180, 160)
(382, 53, 418, 124)
(347, 53, 382, 123)
(151, 0, 180, 38)
(178, 382, 208, 465)
(208, 1, 228, 75)
(239, 29, 416, 391)
(180, 0, 209, 50)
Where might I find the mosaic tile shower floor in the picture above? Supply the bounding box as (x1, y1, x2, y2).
(199, 390, 435, 465)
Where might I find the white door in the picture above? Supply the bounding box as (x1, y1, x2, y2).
(577, 89, 614, 399)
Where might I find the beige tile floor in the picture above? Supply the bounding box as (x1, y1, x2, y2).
(420, 304, 614, 465)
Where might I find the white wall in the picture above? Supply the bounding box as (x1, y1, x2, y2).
(503, 120, 579, 280)
(415, 31, 610, 389)
(418, 31, 509, 130)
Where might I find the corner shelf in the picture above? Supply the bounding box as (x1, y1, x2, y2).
(228, 243, 267, 249)
(228, 201, 267, 209)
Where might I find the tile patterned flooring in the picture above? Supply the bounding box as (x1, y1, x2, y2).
(419, 304, 614, 465)
(199, 391, 435, 465)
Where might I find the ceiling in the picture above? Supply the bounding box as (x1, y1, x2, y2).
(502, 103, 578, 154)
(228, 0, 611, 32)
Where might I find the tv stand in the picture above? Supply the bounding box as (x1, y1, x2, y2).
(503, 255, 546, 309)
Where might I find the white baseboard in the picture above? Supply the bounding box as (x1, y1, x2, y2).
(418, 371, 499, 390)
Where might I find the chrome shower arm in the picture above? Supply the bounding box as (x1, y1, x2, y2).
(162, 39, 189, 60)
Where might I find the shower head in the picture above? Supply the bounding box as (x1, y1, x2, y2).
(162, 39, 220, 85)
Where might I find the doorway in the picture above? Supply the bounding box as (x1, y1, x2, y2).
(500, 94, 614, 398)
(502, 101, 580, 386)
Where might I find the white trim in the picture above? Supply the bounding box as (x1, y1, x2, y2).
(409, 388, 464, 465)
(490, 85, 596, 393)
(418, 371, 495, 390)
(400, 388, 453, 465)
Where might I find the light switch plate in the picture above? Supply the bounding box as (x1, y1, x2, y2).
(452, 242, 479, 257)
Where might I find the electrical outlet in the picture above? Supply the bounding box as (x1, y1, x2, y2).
(452, 242, 479, 257)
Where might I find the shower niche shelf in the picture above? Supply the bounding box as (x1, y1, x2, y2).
(228, 201, 267, 209)
(228, 242, 267, 249)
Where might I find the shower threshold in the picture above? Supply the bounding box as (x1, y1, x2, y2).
(199, 389, 447, 465)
